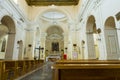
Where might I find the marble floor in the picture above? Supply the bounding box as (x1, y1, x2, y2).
(20, 61, 54, 80)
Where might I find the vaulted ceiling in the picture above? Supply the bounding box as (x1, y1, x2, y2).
(25, 0, 79, 6)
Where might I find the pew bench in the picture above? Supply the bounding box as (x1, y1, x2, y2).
(55, 60, 120, 64)
(53, 60, 120, 80)
(0, 60, 44, 80)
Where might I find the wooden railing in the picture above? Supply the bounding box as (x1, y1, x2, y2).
(52, 60, 120, 80)
(0, 60, 44, 80)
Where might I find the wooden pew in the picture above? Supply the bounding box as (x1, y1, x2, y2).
(2, 60, 18, 80)
(17, 60, 25, 76)
(55, 60, 120, 64)
(0, 60, 44, 80)
(0, 61, 3, 80)
(52, 60, 120, 80)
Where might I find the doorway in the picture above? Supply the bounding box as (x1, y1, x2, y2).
(86, 15, 99, 59)
(104, 17, 119, 59)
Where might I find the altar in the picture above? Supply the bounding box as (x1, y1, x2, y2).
(46, 54, 61, 62)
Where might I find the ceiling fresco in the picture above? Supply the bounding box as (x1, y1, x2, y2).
(25, 0, 79, 6)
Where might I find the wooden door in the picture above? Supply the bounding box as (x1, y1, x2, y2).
(87, 34, 96, 59)
(105, 29, 119, 59)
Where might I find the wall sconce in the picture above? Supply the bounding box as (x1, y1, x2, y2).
(73, 44, 77, 47)
(65, 47, 68, 50)
(97, 28, 101, 34)
(65, 47, 68, 53)
(17, 40, 22, 44)
(17, 41, 20, 44)
(81, 40, 85, 44)
(28, 44, 32, 47)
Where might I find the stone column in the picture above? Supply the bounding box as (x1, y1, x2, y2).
(67, 25, 74, 60)
(25, 30, 35, 60)
(5, 34, 15, 60)
(40, 32, 47, 60)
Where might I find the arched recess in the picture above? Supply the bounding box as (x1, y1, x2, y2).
(0, 24, 8, 59)
(1, 15, 16, 60)
(86, 15, 99, 59)
(45, 25, 64, 55)
(104, 16, 119, 59)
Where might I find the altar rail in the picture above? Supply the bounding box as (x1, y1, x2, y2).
(52, 60, 120, 80)
(0, 60, 44, 80)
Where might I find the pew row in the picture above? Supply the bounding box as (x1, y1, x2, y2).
(52, 60, 120, 80)
(0, 60, 44, 80)
(55, 60, 120, 64)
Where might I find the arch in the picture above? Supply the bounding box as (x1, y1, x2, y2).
(86, 15, 95, 31)
(86, 15, 99, 59)
(35, 7, 72, 22)
(105, 16, 115, 29)
(43, 22, 66, 33)
(1, 15, 16, 60)
(104, 16, 119, 59)
(1, 15, 16, 33)
(46, 25, 63, 35)
(45, 25, 64, 54)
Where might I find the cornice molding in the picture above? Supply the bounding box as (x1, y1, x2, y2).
(0, 0, 39, 30)
(6, 0, 28, 23)
(78, 0, 103, 22)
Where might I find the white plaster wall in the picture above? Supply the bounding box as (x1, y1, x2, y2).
(77, 0, 120, 60)
(2, 0, 120, 60)
(12, 23, 26, 60)
(0, 0, 27, 60)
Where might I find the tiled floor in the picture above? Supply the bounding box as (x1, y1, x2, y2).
(20, 62, 53, 80)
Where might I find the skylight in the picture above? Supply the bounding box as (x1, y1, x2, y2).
(42, 11, 66, 19)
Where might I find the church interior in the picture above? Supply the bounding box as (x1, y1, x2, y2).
(0, 0, 120, 80)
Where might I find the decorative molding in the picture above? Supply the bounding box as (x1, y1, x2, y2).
(47, 34, 63, 40)
(78, 0, 103, 22)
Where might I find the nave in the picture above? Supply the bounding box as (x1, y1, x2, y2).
(19, 62, 53, 80)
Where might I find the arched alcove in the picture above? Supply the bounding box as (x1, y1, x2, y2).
(45, 25, 64, 55)
(104, 16, 119, 59)
(1, 15, 16, 60)
(86, 15, 99, 59)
